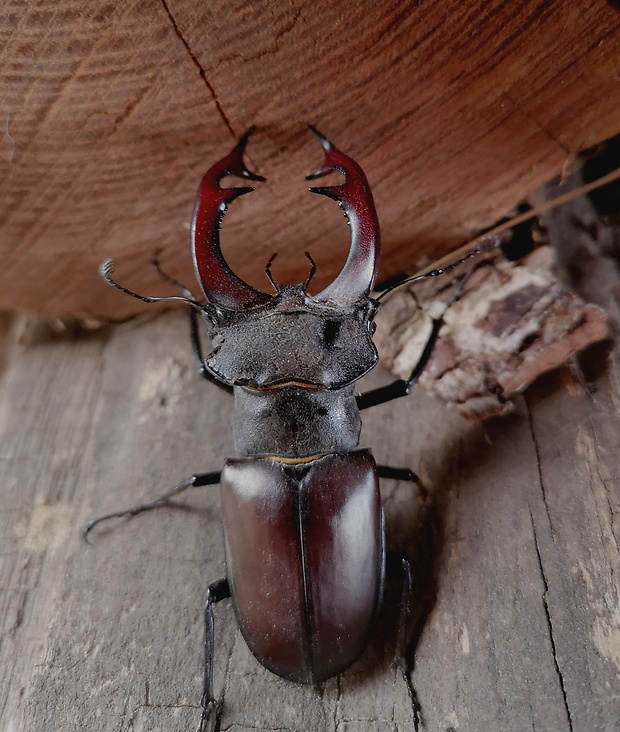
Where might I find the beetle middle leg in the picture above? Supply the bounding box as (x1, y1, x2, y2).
(377, 464, 419, 482)
(82, 470, 221, 543)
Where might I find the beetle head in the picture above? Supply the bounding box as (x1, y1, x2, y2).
(194, 127, 380, 389)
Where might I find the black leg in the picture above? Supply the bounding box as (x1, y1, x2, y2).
(82, 471, 221, 543)
(358, 265, 479, 411)
(387, 552, 422, 730)
(188, 307, 233, 393)
(197, 578, 231, 732)
(357, 317, 444, 410)
(377, 464, 419, 483)
(150, 257, 233, 395)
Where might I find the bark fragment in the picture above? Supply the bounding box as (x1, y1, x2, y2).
(375, 245, 609, 419)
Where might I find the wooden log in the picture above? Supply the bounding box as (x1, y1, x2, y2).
(1, 0, 620, 319)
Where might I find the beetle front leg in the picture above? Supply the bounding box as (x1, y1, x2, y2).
(82, 471, 221, 543)
(358, 265, 480, 411)
(150, 257, 233, 395)
(188, 307, 233, 393)
(356, 317, 444, 410)
(197, 578, 231, 732)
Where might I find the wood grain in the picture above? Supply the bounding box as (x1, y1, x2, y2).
(1, 304, 618, 730)
(1, 0, 620, 319)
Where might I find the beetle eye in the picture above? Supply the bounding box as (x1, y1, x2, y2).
(323, 320, 342, 349)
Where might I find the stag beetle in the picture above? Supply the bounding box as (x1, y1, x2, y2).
(85, 126, 494, 727)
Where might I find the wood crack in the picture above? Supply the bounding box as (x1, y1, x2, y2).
(396, 663, 422, 731)
(111, 78, 156, 133)
(529, 509, 574, 732)
(517, 106, 572, 156)
(158, 0, 237, 139)
(0, 98, 15, 177)
(221, 724, 304, 732)
(208, 10, 303, 70)
(332, 674, 339, 730)
(525, 397, 555, 540)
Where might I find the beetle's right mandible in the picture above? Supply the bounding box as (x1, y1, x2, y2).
(192, 128, 272, 311)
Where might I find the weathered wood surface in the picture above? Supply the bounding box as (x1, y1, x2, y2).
(1, 303, 618, 731)
(2, 0, 620, 319)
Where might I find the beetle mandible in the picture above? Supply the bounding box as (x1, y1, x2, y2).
(85, 126, 493, 728)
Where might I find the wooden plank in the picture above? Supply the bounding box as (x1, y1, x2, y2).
(1, 304, 618, 730)
(1, 0, 620, 319)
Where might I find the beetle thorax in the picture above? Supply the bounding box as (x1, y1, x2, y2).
(203, 288, 379, 390)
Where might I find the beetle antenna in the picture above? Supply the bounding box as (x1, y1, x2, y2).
(100, 259, 208, 313)
(377, 161, 620, 306)
(264, 253, 280, 293)
(375, 237, 499, 302)
(150, 251, 200, 301)
(303, 251, 317, 291)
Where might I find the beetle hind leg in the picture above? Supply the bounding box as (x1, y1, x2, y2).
(380, 465, 422, 721)
(197, 578, 231, 732)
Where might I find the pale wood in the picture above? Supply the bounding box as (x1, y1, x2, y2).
(1, 0, 620, 319)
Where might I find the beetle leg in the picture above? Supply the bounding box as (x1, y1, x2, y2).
(377, 465, 419, 482)
(197, 578, 231, 732)
(188, 307, 234, 393)
(150, 256, 233, 394)
(358, 265, 478, 410)
(356, 316, 444, 410)
(82, 471, 221, 543)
